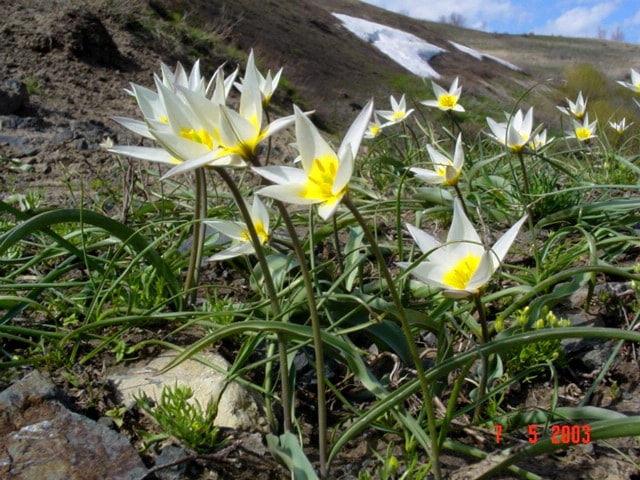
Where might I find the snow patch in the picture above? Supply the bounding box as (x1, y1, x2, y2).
(449, 41, 521, 71)
(332, 13, 444, 79)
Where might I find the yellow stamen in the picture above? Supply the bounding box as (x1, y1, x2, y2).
(180, 128, 214, 150)
(391, 111, 405, 121)
(442, 253, 481, 290)
(302, 154, 345, 203)
(241, 221, 269, 244)
(438, 94, 457, 110)
(575, 127, 592, 141)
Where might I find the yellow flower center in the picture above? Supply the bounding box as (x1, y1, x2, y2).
(159, 115, 169, 123)
(438, 94, 457, 110)
(302, 154, 344, 202)
(575, 127, 592, 141)
(391, 111, 405, 121)
(442, 253, 481, 290)
(180, 128, 214, 150)
(241, 221, 269, 244)
(370, 124, 380, 137)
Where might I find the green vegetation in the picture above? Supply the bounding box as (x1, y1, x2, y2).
(136, 384, 226, 452)
(3, 49, 640, 480)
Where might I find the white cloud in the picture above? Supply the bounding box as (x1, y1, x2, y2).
(534, 3, 618, 37)
(361, 0, 515, 26)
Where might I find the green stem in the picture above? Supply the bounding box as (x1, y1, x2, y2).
(213, 167, 292, 434)
(453, 183, 470, 219)
(183, 168, 207, 305)
(273, 200, 328, 478)
(343, 195, 442, 480)
(472, 293, 490, 424)
(516, 151, 540, 276)
(332, 214, 344, 275)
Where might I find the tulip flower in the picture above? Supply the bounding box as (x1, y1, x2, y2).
(162, 58, 296, 177)
(205, 197, 270, 260)
(254, 100, 373, 220)
(235, 50, 283, 107)
(108, 64, 239, 170)
(617, 68, 640, 93)
(398, 199, 526, 298)
(528, 129, 553, 151)
(409, 134, 465, 186)
(566, 113, 597, 143)
(557, 91, 587, 120)
(364, 114, 385, 139)
(421, 77, 465, 112)
(486, 107, 538, 153)
(609, 118, 633, 134)
(376, 94, 414, 125)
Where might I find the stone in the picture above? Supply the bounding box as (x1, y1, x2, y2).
(108, 350, 270, 433)
(0, 371, 147, 480)
(0, 79, 28, 115)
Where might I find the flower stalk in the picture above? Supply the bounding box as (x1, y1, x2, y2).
(183, 167, 208, 305)
(274, 200, 329, 478)
(344, 195, 443, 480)
(213, 166, 292, 434)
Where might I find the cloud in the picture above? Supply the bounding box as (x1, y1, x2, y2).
(362, 0, 515, 26)
(534, 2, 618, 37)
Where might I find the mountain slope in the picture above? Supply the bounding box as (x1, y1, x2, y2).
(148, 0, 640, 132)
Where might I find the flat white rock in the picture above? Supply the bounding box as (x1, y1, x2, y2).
(109, 350, 270, 433)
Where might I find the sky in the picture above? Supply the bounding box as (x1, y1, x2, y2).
(361, 0, 640, 44)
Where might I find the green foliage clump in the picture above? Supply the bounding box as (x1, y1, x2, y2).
(497, 307, 569, 380)
(136, 384, 226, 453)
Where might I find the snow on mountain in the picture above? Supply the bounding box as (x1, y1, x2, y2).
(332, 13, 444, 79)
(449, 41, 521, 71)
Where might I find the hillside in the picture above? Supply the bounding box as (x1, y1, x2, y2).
(2, 0, 640, 204)
(147, 0, 640, 129)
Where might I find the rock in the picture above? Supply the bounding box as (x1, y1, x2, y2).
(154, 445, 192, 480)
(0, 371, 147, 480)
(0, 79, 28, 115)
(108, 350, 270, 433)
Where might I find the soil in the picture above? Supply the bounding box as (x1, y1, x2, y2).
(2, 1, 640, 479)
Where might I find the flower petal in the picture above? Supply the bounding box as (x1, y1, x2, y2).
(256, 184, 317, 205)
(490, 214, 527, 264)
(447, 198, 482, 246)
(107, 145, 177, 164)
(338, 99, 373, 162)
(253, 165, 309, 185)
(205, 220, 246, 241)
(406, 224, 441, 254)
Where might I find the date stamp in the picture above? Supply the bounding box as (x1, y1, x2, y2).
(494, 424, 591, 445)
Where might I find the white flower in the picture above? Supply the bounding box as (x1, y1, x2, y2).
(566, 113, 597, 143)
(486, 107, 538, 153)
(409, 134, 465, 186)
(376, 95, 414, 125)
(617, 68, 640, 93)
(364, 114, 385, 139)
(205, 197, 270, 260)
(421, 77, 464, 112)
(254, 100, 373, 220)
(398, 199, 526, 298)
(557, 91, 587, 120)
(609, 117, 632, 134)
(108, 63, 240, 171)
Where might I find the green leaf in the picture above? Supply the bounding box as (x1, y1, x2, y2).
(267, 432, 319, 480)
(344, 226, 365, 292)
(250, 253, 299, 292)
